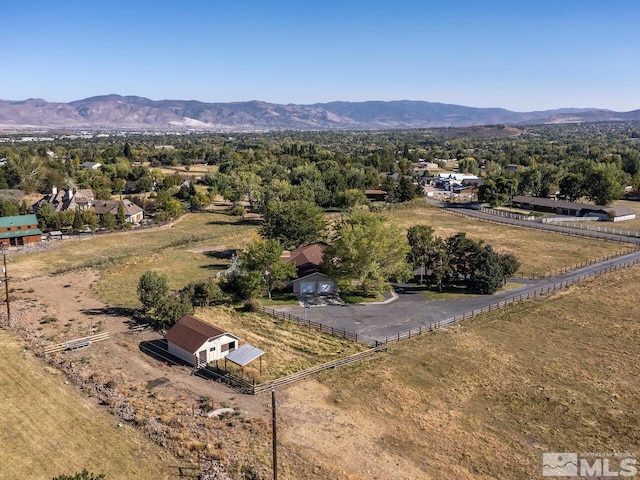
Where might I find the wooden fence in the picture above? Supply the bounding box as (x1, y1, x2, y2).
(517, 248, 640, 279)
(252, 344, 388, 394)
(479, 207, 535, 221)
(43, 332, 111, 354)
(194, 344, 389, 395)
(259, 306, 378, 347)
(383, 255, 640, 344)
(443, 207, 640, 246)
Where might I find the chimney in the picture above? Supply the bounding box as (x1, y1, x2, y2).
(52, 186, 57, 196)
(67, 188, 74, 200)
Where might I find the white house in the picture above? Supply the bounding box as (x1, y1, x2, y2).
(165, 315, 239, 368)
(80, 161, 102, 170)
(433, 173, 479, 190)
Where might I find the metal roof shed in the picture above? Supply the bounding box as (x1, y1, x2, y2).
(224, 344, 265, 376)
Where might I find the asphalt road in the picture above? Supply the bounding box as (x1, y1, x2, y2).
(276, 206, 640, 343)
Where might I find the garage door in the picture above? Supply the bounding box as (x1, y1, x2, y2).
(300, 282, 316, 293)
(318, 281, 333, 293)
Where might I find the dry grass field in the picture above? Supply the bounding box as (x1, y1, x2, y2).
(0, 329, 179, 480)
(141, 162, 219, 177)
(195, 307, 366, 381)
(385, 204, 635, 276)
(3, 200, 640, 479)
(11, 211, 256, 281)
(276, 264, 640, 479)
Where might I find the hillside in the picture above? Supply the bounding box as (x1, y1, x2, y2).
(1, 95, 639, 131)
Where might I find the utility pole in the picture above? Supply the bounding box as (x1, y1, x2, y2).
(271, 386, 278, 480)
(2, 245, 9, 327)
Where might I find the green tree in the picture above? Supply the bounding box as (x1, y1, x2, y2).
(82, 210, 99, 231)
(427, 237, 451, 293)
(6, 156, 44, 192)
(394, 176, 419, 202)
(447, 232, 481, 283)
(322, 209, 411, 296)
(136, 176, 153, 193)
(0, 200, 19, 217)
(116, 201, 126, 226)
(459, 157, 479, 175)
(35, 203, 56, 230)
(498, 253, 521, 284)
(137, 271, 169, 312)
(260, 200, 326, 250)
(336, 188, 369, 209)
(183, 278, 226, 307)
(112, 177, 126, 194)
(586, 162, 625, 205)
(155, 294, 194, 328)
(477, 178, 502, 206)
(123, 142, 134, 159)
(237, 238, 297, 299)
(53, 469, 105, 480)
(72, 207, 84, 231)
(468, 245, 504, 294)
(407, 224, 435, 284)
(101, 211, 117, 230)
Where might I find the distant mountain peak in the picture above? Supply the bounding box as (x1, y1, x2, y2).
(0, 95, 638, 131)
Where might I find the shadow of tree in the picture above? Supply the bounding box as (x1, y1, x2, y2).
(203, 249, 236, 259)
(81, 306, 137, 317)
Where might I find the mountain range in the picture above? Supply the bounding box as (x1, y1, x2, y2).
(1, 95, 639, 131)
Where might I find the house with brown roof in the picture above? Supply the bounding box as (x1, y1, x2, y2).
(281, 242, 335, 294)
(165, 315, 239, 368)
(364, 189, 387, 202)
(93, 199, 144, 224)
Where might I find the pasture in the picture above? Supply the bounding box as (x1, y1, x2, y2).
(385, 203, 635, 277)
(277, 264, 640, 479)
(0, 330, 178, 480)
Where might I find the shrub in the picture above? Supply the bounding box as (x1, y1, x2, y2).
(244, 298, 262, 312)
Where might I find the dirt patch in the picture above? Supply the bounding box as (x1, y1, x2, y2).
(279, 380, 430, 480)
(4, 269, 272, 478)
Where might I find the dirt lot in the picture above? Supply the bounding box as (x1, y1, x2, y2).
(14, 270, 271, 412)
(6, 271, 273, 478)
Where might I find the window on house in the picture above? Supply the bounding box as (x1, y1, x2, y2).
(209, 347, 215, 352)
(221, 341, 236, 352)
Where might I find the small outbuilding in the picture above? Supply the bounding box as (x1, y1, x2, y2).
(165, 315, 239, 368)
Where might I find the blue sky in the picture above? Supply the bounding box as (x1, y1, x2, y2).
(3, 1, 639, 111)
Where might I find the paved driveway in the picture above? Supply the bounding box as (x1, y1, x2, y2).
(278, 280, 537, 342)
(276, 249, 640, 343)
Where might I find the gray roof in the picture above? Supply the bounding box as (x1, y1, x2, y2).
(225, 344, 264, 367)
(512, 196, 637, 218)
